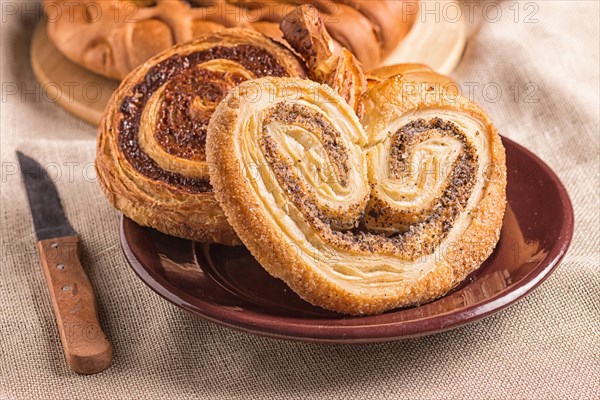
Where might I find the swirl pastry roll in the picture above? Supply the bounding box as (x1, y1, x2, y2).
(207, 77, 506, 315)
(96, 29, 305, 244)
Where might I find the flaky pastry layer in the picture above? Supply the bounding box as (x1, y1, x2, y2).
(207, 76, 506, 315)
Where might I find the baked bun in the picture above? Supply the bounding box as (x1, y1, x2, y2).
(95, 29, 306, 244)
(206, 75, 506, 315)
(44, 0, 418, 79)
(365, 63, 459, 93)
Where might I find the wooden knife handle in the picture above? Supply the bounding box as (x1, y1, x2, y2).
(37, 236, 112, 374)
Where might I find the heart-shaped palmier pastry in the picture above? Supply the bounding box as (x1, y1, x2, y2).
(206, 76, 507, 315)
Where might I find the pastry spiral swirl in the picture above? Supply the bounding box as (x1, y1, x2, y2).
(45, 0, 418, 79)
(96, 29, 305, 244)
(207, 76, 507, 315)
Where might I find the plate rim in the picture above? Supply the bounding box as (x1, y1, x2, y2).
(120, 136, 574, 343)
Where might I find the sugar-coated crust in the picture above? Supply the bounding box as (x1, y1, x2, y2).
(95, 29, 306, 245)
(44, 0, 418, 79)
(207, 75, 506, 315)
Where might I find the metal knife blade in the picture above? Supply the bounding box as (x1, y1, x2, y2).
(17, 151, 76, 240)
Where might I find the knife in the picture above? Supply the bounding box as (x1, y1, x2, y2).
(17, 151, 112, 374)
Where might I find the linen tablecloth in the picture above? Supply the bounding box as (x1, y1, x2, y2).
(1, 1, 598, 398)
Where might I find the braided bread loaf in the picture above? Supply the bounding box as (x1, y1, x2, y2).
(44, 0, 418, 79)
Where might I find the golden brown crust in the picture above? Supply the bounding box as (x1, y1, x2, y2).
(95, 29, 305, 244)
(207, 75, 506, 315)
(44, 0, 417, 79)
(326, 49, 367, 116)
(365, 64, 459, 93)
(280, 5, 366, 114)
(280, 4, 338, 82)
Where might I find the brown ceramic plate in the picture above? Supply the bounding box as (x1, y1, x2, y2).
(120, 137, 574, 343)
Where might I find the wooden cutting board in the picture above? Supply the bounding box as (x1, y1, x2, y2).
(30, 1, 466, 126)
